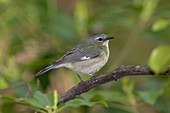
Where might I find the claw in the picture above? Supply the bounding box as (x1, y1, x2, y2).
(76, 73, 84, 82)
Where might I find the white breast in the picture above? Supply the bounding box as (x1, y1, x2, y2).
(66, 42, 110, 75)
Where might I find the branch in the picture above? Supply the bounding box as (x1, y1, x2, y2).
(0, 82, 26, 92)
(59, 65, 170, 104)
(0, 82, 33, 98)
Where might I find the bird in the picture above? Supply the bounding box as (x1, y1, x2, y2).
(34, 33, 114, 82)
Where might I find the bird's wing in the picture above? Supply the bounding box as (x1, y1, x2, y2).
(52, 46, 102, 64)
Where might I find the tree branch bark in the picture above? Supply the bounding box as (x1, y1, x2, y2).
(59, 65, 170, 104)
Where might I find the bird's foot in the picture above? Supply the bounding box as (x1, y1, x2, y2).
(113, 75, 118, 81)
(76, 73, 84, 82)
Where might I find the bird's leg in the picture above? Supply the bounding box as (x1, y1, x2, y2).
(88, 74, 95, 76)
(76, 73, 84, 82)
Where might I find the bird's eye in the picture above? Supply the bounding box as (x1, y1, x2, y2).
(98, 38, 103, 42)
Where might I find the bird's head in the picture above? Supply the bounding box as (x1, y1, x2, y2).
(89, 33, 114, 47)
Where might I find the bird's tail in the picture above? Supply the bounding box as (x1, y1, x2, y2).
(34, 64, 66, 77)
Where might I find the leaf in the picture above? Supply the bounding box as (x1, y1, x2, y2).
(152, 19, 170, 32)
(58, 95, 108, 112)
(137, 88, 164, 105)
(46, 93, 54, 106)
(0, 95, 37, 109)
(19, 98, 44, 109)
(0, 91, 60, 111)
(95, 100, 108, 107)
(98, 91, 126, 103)
(142, 29, 169, 43)
(33, 91, 51, 106)
(64, 98, 99, 108)
(148, 45, 170, 74)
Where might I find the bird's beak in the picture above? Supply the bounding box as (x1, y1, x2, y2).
(105, 36, 115, 41)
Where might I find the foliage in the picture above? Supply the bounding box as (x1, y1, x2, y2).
(148, 45, 170, 74)
(0, 0, 170, 113)
(137, 88, 164, 105)
(0, 90, 108, 113)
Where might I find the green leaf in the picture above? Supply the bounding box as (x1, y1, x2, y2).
(20, 98, 44, 109)
(33, 91, 51, 106)
(0, 95, 37, 109)
(148, 45, 170, 74)
(137, 88, 164, 105)
(95, 100, 108, 107)
(58, 95, 108, 112)
(46, 93, 54, 106)
(152, 19, 170, 32)
(0, 77, 8, 89)
(0, 91, 60, 111)
(98, 91, 126, 103)
(64, 97, 102, 108)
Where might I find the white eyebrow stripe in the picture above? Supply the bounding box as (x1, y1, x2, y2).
(96, 37, 102, 40)
(81, 56, 91, 60)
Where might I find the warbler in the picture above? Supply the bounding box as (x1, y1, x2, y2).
(34, 33, 114, 82)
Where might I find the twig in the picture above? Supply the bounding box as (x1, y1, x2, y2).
(0, 82, 26, 92)
(59, 65, 170, 104)
(25, 82, 33, 97)
(37, 79, 40, 91)
(0, 81, 33, 97)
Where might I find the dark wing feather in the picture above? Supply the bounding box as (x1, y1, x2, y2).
(52, 46, 102, 64)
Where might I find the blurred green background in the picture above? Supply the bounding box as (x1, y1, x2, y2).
(0, 0, 170, 113)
